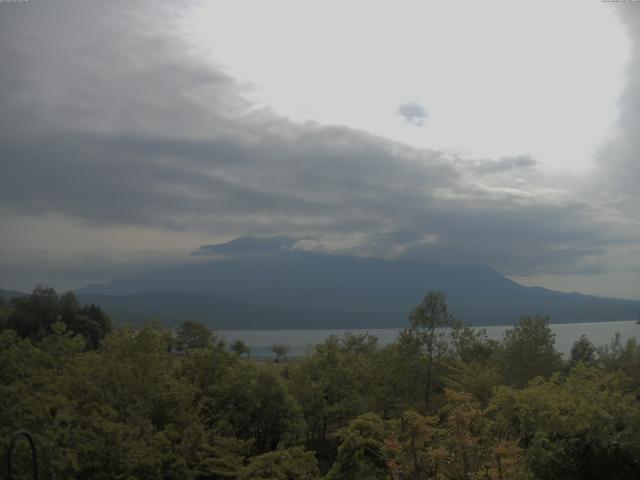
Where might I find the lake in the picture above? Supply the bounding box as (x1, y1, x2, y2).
(219, 320, 640, 358)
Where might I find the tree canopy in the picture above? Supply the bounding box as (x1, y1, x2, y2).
(2, 288, 640, 479)
(5, 286, 111, 348)
(175, 319, 215, 351)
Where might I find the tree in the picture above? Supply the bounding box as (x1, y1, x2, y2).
(373, 329, 427, 416)
(238, 446, 320, 480)
(175, 320, 214, 351)
(597, 333, 640, 383)
(230, 339, 250, 358)
(4, 288, 111, 349)
(272, 343, 290, 362)
(0, 300, 9, 331)
(501, 315, 562, 387)
(38, 320, 85, 363)
(325, 413, 388, 480)
(289, 335, 373, 443)
(202, 365, 299, 454)
(409, 291, 456, 406)
(442, 389, 491, 478)
(491, 365, 640, 479)
(385, 410, 449, 479)
(7, 286, 60, 341)
(76, 303, 112, 349)
(59, 290, 80, 324)
(451, 324, 500, 365)
(569, 335, 596, 368)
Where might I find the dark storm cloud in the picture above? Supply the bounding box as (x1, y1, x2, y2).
(0, 0, 637, 286)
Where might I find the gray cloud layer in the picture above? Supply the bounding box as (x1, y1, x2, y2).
(595, 6, 640, 210)
(1, 1, 639, 294)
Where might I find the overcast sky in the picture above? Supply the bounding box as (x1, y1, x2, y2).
(0, 0, 639, 299)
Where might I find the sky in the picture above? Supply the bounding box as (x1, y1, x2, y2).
(0, 0, 639, 299)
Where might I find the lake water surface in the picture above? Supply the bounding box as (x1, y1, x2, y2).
(219, 320, 640, 358)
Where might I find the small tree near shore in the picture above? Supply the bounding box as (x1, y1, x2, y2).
(231, 339, 251, 358)
(272, 343, 290, 362)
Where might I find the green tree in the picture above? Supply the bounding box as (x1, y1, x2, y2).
(598, 333, 640, 383)
(446, 361, 503, 408)
(175, 320, 214, 351)
(491, 365, 640, 479)
(289, 336, 370, 443)
(501, 315, 562, 387)
(7, 286, 60, 341)
(272, 343, 290, 362)
(409, 291, 457, 406)
(238, 446, 320, 480)
(38, 320, 85, 363)
(5, 288, 111, 349)
(0, 300, 10, 331)
(446, 325, 504, 406)
(202, 364, 300, 454)
(231, 339, 250, 357)
(59, 290, 79, 324)
(57, 291, 112, 349)
(325, 413, 388, 480)
(569, 334, 597, 368)
(75, 303, 112, 349)
(451, 324, 500, 365)
(372, 329, 427, 416)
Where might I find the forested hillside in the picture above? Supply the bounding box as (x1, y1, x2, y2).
(2, 288, 640, 479)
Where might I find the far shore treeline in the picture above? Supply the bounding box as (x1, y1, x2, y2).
(2, 287, 640, 479)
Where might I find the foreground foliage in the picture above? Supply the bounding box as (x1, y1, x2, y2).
(2, 288, 640, 479)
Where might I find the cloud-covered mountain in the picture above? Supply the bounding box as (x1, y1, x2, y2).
(77, 238, 640, 329)
(0, 1, 638, 299)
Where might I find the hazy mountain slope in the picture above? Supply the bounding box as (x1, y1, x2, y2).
(0, 289, 28, 302)
(77, 249, 640, 328)
(76, 291, 399, 329)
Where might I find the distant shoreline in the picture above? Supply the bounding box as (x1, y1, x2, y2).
(218, 320, 640, 358)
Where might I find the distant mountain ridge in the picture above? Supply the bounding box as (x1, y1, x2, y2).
(0, 289, 28, 303)
(74, 238, 640, 329)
